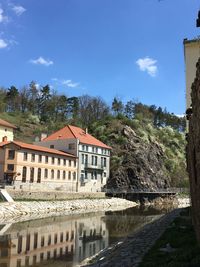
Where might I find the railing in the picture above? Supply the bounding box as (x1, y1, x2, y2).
(85, 163, 104, 170)
(103, 188, 189, 194)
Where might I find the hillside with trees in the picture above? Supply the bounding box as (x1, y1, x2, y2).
(0, 82, 188, 189)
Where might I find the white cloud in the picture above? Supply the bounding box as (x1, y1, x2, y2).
(30, 57, 54, 66)
(62, 79, 79, 88)
(175, 114, 185, 118)
(0, 39, 8, 48)
(12, 5, 26, 16)
(136, 57, 158, 77)
(0, 8, 8, 23)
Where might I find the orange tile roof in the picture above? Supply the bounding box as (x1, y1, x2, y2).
(44, 125, 111, 149)
(0, 119, 17, 129)
(0, 141, 76, 158)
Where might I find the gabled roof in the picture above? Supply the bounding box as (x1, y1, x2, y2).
(0, 141, 76, 158)
(44, 125, 111, 149)
(0, 119, 17, 129)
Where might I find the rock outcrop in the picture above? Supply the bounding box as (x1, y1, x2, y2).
(107, 126, 171, 191)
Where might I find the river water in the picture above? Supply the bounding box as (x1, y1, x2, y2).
(0, 205, 173, 267)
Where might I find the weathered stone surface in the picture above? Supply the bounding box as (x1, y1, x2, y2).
(108, 125, 170, 191)
(0, 198, 137, 223)
(186, 58, 200, 243)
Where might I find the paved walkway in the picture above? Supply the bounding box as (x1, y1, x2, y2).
(80, 208, 182, 267)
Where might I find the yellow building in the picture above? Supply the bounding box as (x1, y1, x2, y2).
(0, 118, 16, 142)
(184, 38, 200, 109)
(0, 141, 78, 191)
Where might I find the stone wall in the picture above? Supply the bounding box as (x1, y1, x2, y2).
(0, 198, 137, 223)
(6, 188, 106, 200)
(186, 57, 200, 243)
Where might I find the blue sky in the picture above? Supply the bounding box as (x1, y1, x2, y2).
(0, 0, 199, 114)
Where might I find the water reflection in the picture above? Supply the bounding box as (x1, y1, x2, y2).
(0, 206, 169, 267)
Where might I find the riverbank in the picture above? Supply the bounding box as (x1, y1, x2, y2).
(0, 197, 137, 223)
(79, 208, 184, 267)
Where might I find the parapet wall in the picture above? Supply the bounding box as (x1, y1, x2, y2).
(6, 188, 106, 200)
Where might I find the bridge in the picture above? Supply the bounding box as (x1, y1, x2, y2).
(103, 188, 189, 203)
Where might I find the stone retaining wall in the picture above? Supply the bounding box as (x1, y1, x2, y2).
(6, 188, 106, 200)
(0, 198, 137, 223)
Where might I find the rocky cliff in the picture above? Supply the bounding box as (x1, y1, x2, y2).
(92, 117, 187, 191)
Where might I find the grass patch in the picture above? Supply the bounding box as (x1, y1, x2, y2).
(140, 207, 200, 267)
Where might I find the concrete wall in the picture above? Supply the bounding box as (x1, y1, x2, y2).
(0, 125, 14, 142)
(184, 39, 200, 109)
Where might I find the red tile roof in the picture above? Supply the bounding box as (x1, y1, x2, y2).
(0, 119, 17, 129)
(44, 125, 111, 149)
(0, 141, 76, 158)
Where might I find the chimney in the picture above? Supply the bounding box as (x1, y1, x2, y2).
(85, 128, 88, 134)
(2, 136, 7, 142)
(41, 133, 47, 141)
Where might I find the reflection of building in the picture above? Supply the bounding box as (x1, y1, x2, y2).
(0, 213, 109, 267)
(35, 125, 111, 192)
(184, 38, 200, 109)
(0, 217, 76, 267)
(0, 119, 16, 142)
(0, 141, 78, 191)
(74, 215, 108, 264)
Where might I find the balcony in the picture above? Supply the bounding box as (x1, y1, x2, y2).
(84, 163, 104, 170)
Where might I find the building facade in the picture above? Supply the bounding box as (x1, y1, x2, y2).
(35, 125, 111, 192)
(184, 38, 200, 109)
(0, 119, 16, 142)
(0, 141, 78, 191)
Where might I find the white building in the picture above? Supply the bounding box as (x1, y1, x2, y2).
(184, 38, 200, 109)
(0, 118, 16, 142)
(35, 125, 111, 192)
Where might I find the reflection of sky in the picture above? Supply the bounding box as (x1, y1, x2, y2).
(0, 207, 167, 267)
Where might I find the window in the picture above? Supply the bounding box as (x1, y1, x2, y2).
(23, 152, 28, 161)
(38, 155, 42, 163)
(48, 235, 51, 245)
(37, 168, 41, 183)
(51, 170, 54, 179)
(45, 156, 48, 164)
(68, 143, 75, 150)
(82, 145, 85, 151)
(57, 170, 60, 179)
(44, 169, 48, 179)
(63, 171, 66, 180)
(34, 233, 38, 249)
(8, 150, 15, 159)
(74, 160, 76, 167)
(85, 171, 88, 179)
(66, 232, 69, 241)
(69, 160, 71, 167)
(26, 234, 30, 252)
(31, 153, 35, 162)
(30, 168, 34, 182)
(60, 232, 63, 242)
(95, 156, 98, 166)
(41, 236, 45, 247)
(85, 154, 88, 164)
(81, 154, 84, 164)
(104, 172, 106, 177)
(63, 159, 66, 166)
(86, 146, 89, 152)
(73, 172, 76, 180)
(94, 171, 97, 180)
(104, 158, 107, 167)
(50, 145, 54, 149)
(52, 157, 55, 164)
(18, 235, 23, 254)
(71, 230, 74, 240)
(68, 171, 71, 180)
(22, 167, 27, 183)
(7, 164, 14, 171)
(54, 234, 57, 244)
(58, 158, 61, 165)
